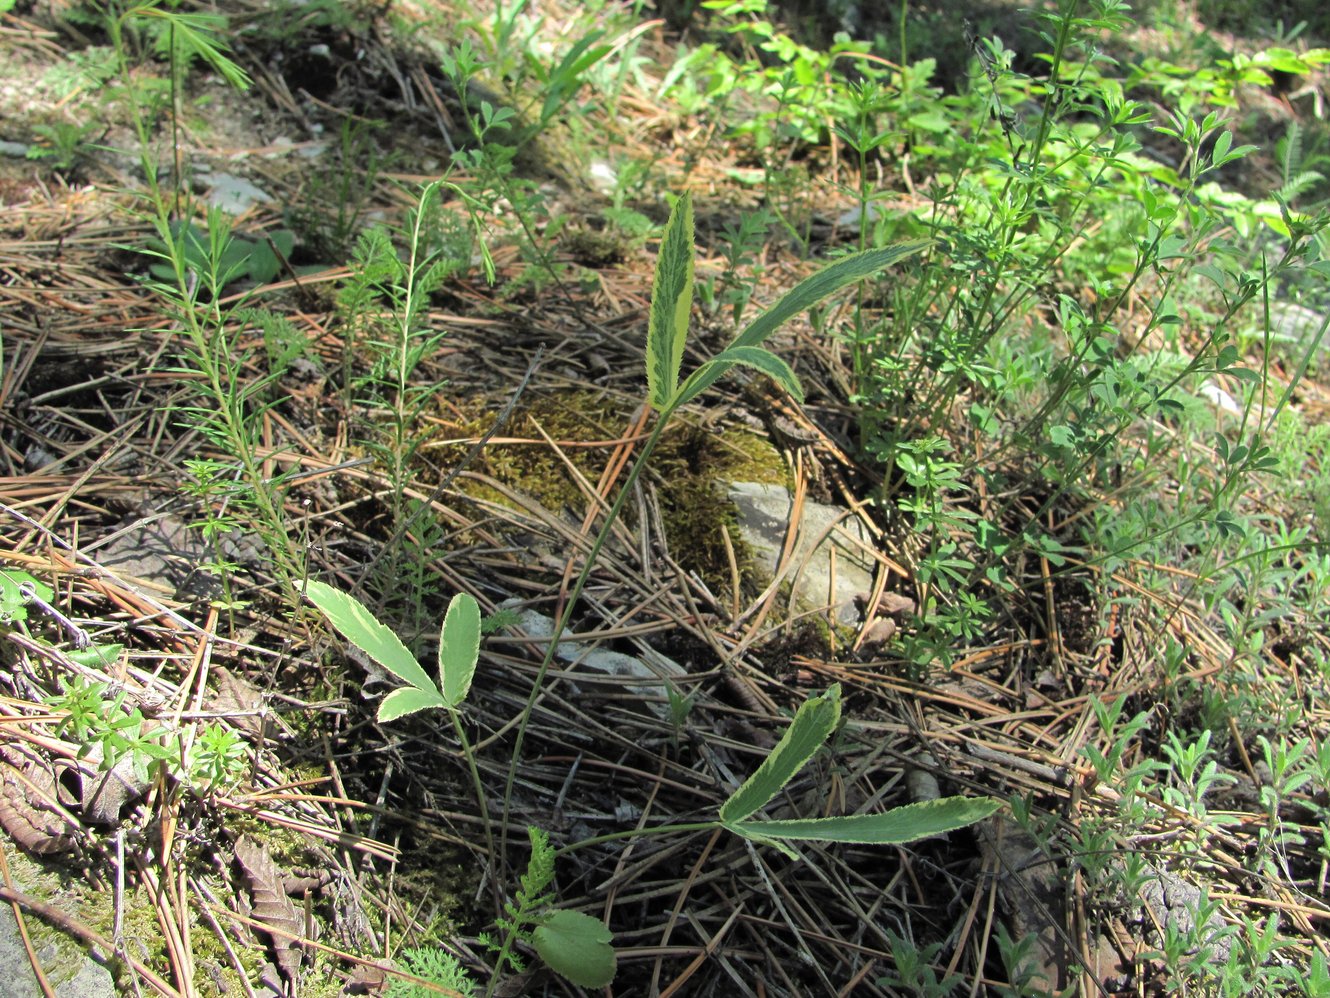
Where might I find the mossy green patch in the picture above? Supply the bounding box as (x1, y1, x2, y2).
(1, 848, 164, 993)
(440, 389, 788, 600)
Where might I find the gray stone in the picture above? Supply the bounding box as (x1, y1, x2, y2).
(1271, 302, 1329, 354)
(201, 171, 272, 214)
(726, 481, 876, 626)
(0, 905, 115, 998)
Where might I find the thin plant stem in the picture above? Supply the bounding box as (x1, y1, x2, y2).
(497, 408, 675, 865)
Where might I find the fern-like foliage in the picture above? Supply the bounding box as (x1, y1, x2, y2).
(1277, 120, 1329, 207)
(485, 826, 557, 977)
(386, 946, 477, 997)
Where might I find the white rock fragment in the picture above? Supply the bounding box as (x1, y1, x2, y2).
(1198, 380, 1243, 415)
(500, 601, 686, 718)
(726, 481, 877, 626)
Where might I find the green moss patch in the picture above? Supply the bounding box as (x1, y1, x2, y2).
(441, 389, 788, 599)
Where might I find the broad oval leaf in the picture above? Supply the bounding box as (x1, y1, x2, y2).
(720, 685, 842, 824)
(378, 686, 447, 723)
(646, 192, 695, 410)
(532, 909, 616, 988)
(727, 796, 1001, 845)
(731, 241, 931, 352)
(440, 592, 481, 708)
(304, 581, 439, 696)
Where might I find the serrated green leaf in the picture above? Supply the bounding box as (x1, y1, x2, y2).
(440, 592, 481, 708)
(728, 796, 1001, 845)
(719, 346, 804, 402)
(532, 910, 616, 988)
(646, 192, 695, 410)
(304, 581, 439, 696)
(378, 686, 447, 723)
(720, 685, 842, 824)
(730, 241, 930, 352)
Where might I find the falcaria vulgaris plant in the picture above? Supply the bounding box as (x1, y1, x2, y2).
(307, 192, 999, 993)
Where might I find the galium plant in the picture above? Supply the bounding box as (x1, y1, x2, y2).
(0, 568, 247, 793)
(100, 0, 311, 604)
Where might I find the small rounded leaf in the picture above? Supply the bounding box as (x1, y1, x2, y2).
(532, 910, 616, 989)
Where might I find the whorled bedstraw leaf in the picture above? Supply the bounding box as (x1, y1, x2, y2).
(720, 684, 842, 824)
(440, 592, 481, 708)
(729, 796, 1002, 846)
(645, 191, 695, 410)
(304, 581, 440, 698)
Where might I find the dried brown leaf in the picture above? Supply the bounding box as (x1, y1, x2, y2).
(235, 834, 305, 987)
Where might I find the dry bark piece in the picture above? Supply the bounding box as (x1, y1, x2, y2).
(235, 834, 306, 987)
(858, 616, 897, 648)
(0, 744, 79, 854)
(875, 591, 917, 616)
(979, 816, 1073, 992)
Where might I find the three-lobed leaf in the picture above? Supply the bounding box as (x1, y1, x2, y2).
(674, 344, 803, 410)
(655, 231, 930, 416)
(646, 192, 695, 410)
(378, 686, 447, 723)
(720, 684, 842, 824)
(729, 241, 931, 353)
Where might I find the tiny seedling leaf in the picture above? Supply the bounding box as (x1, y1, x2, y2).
(728, 796, 1001, 845)
(304, 581, 440, 697)
(720, 685, 842, 824)
(378, 686, 448, 723)
(532, 909, 616, 988)
(646, 192, 695, 410)
(67, 644, 125, 669)
(439, 592, 481, 708)
(0, 570, 52, 623)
